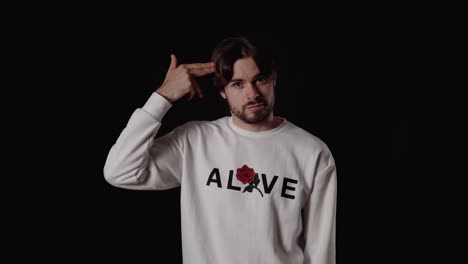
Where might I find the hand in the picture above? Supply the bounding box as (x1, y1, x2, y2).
(156, 54, 215, 103)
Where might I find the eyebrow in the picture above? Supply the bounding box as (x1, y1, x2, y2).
(229, 74, 266, 83)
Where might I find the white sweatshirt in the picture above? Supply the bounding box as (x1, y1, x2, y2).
(104, 92, 337, 264)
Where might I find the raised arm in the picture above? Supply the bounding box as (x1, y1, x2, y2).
(103, 54, 214, 190)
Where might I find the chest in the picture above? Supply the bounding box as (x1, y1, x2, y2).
(183, 137, 311, 204)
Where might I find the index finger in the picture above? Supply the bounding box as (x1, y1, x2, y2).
(185, 62, 215, 69)
(189, 67, 216, 77)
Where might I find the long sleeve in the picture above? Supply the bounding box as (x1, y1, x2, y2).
(103, 92, 183, 190)
(302, 153, 337, 264)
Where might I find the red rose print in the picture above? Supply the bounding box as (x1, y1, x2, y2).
(236, 165, 256, 184)
(236, 165, 263, 197)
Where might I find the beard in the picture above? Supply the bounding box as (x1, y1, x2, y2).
(229, 97, 274, 124)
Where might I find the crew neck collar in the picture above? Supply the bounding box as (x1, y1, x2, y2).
(228, 116, 288, 138)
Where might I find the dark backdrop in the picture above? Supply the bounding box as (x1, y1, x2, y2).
(73, 29, 410, 263)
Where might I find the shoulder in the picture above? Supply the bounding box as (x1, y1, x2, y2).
(172, 116, 230, 135)
(284, 120, 334, 160)
(285, 121, 329, 149)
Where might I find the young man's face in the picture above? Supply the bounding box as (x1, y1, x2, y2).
(220, 57, 276, 124)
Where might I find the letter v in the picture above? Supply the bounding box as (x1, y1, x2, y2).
(261, 174, 278, 194)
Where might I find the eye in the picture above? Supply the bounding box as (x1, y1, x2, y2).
(232, 82, 242, 88)
(255, 77, 267, 85)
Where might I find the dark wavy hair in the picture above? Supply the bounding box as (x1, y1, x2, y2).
(211, 36, 276, 90)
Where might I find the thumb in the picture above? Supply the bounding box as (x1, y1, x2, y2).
(168, 54, 177, 72)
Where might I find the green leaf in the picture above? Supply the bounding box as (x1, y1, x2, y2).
(243, 185, 253, 193)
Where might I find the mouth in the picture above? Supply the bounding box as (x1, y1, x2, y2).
(247, 103, 265, 110)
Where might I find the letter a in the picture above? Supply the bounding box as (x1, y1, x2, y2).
(206, 168, 222, 188)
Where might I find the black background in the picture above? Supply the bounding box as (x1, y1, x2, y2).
(20, 21, 412, 262)
(91, 29, 410, 262)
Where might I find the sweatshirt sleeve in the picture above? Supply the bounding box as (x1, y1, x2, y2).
(103, 92, 183, 190)
(302, 151, 337, 264)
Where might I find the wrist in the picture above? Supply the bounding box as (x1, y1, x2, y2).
(155, 88, 175, 103)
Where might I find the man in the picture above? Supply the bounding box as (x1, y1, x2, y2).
(104, 36, 337, 264)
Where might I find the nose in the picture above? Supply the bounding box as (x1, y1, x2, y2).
(245, 83, 260, 100)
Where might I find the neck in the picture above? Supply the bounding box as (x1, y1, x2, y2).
(231, 114, 283, 132)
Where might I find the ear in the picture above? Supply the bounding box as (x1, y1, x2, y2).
(219, 90, 226, 99)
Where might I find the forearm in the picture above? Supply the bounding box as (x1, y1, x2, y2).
(103, 92, 173, 189)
